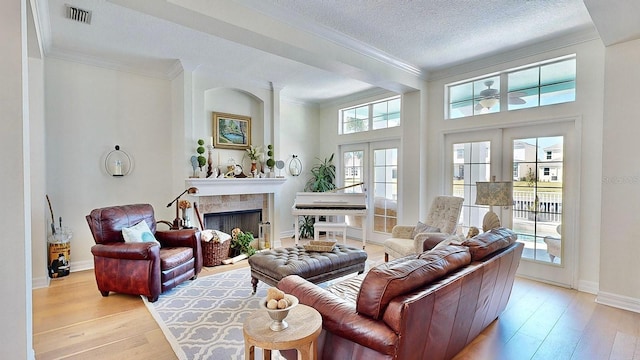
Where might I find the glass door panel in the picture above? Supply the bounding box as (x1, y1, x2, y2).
(341, 140, 399, 243)
(373, 147, 398, 234)
(512, 136, 564, 264)
(504, 121, 577, 288)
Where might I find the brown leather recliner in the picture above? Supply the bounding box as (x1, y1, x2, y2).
(86, 204, 202, 302)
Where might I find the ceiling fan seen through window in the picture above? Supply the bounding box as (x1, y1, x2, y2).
(476, 80, 525, 111)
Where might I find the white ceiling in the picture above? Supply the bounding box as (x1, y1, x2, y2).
(33, 0, 640, 104)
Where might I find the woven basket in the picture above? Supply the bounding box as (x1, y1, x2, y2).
(202, 239, 231, 267)
(303, 240, 337, 252)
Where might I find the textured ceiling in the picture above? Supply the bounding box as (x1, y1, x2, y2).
(32, 0, 639, 103)
(254, 0, 594, 72)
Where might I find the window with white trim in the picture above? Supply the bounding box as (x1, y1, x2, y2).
(447, 56, 576, 119)
(340, 96, 400, 134)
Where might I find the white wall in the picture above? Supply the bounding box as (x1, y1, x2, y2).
(598, 38, 640, 308)
(1, 0, 31, 358)
(29, 56, 48, 288)
(426, 39, 606, 291)
(45, 58, 174, 269)
(279, 99, 320, 235)
(203, 87, 263, 173)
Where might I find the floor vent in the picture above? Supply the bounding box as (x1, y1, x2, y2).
(65, 4, 92, 24)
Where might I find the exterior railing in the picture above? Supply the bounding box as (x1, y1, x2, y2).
(513, 191, 562, 223)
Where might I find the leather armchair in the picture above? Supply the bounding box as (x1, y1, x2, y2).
(86, 204, 202, 302)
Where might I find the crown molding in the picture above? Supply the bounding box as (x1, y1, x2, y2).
(167, 60, 185, 80)
(427, 27, 601, 81)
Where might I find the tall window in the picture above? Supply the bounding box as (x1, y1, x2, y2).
(343, 150, 364, 193)
(373, 148, 398, 233)
(447, 56, 576, 119)
(452, 141, 491, 234)
(340, 96, 400, 134)
(512, 136, 564, 264)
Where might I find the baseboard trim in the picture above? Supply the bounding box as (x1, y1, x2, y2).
(32, 276, 49, 289)
(577, 280, 599, 295)
(70, 260, 94, 272)
(596, 291, 640, 314)
(33, 260, 93, 288)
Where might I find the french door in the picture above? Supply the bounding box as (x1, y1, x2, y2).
(341, 140, 400, 243)
(445, 120, 578, 287)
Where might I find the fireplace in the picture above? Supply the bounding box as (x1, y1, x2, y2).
(185, 177, 287, 248)
(204, 209, 262, 237)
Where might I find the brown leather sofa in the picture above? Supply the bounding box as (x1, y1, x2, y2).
(86, 204, 202, 302)
(278, 228, 523, 360)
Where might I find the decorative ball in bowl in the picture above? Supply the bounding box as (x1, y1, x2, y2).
(260, 294, 299, 331)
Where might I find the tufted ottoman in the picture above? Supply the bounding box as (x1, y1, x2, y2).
(248, 244, 368, 293)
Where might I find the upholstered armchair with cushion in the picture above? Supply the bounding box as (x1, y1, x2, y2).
(383, 195, 463, 262)
(86, 204, 202, 302)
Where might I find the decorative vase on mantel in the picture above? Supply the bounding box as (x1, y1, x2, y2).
(251, 161, 258, 177)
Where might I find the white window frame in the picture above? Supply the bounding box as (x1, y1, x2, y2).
(446, 55, 576, 119)
(339, 96, 401, 135)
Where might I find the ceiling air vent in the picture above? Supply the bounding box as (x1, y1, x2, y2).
(65, 4, 92, 24)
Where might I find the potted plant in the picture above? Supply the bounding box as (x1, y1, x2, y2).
(245, 145, 264, 176)
(305, 153, 336, 192)
(298, 154, 336, 238)
(196, 139, 207, 170)
(231, 229, 257, 257)
(266, 144, 276, 176)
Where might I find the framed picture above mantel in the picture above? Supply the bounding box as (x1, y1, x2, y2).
(213, 112, 251, 150)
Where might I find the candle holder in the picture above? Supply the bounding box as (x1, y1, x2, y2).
(105, 145, 132, 177)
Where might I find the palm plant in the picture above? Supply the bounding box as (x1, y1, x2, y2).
(299, 154, 336, 238)
(305, 153, 336, 192)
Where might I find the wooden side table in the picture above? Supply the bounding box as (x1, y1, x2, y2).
(243, 304, 322, 360)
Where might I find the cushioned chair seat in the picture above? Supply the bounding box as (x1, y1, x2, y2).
(383, 237, 416, 260)
(160, 247, 194, 269)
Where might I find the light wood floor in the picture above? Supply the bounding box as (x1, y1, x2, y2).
(33, 238, 640, 360)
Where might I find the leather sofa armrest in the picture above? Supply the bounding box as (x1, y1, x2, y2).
(156, 229, 202, 274)
(278, 275, 398, 356)
(155, 228, 198, 247)
(391, 225, 415, 239)
(415, 232, 451, 252)
(91, 242, 159, 261)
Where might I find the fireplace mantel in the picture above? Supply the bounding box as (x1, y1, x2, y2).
(185, 177, 287, 196)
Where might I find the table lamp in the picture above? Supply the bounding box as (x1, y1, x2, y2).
(475, 177, 512, 232)
(167, 187, 199, 229)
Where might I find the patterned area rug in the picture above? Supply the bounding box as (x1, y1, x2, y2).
(143, 267, 273, 360)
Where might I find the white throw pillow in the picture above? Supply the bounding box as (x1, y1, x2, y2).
(122, 220, 159, 245)
(411, 221, 440, 238)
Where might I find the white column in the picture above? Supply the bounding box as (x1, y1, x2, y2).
(0, 0, 32, 358)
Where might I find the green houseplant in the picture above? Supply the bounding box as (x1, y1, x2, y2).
(231, 230, 256, 257)
(305, 153, 336, 193)
(298, 154, 336, 238)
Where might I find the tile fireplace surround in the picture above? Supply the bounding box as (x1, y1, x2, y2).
(185, 178, 286, 244)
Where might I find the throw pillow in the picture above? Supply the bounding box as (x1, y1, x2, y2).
(432, 234, 466, 251)
(411, 221, 440, 238)
(461, 227, 517, 261)
(122, 220, 159, 245)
